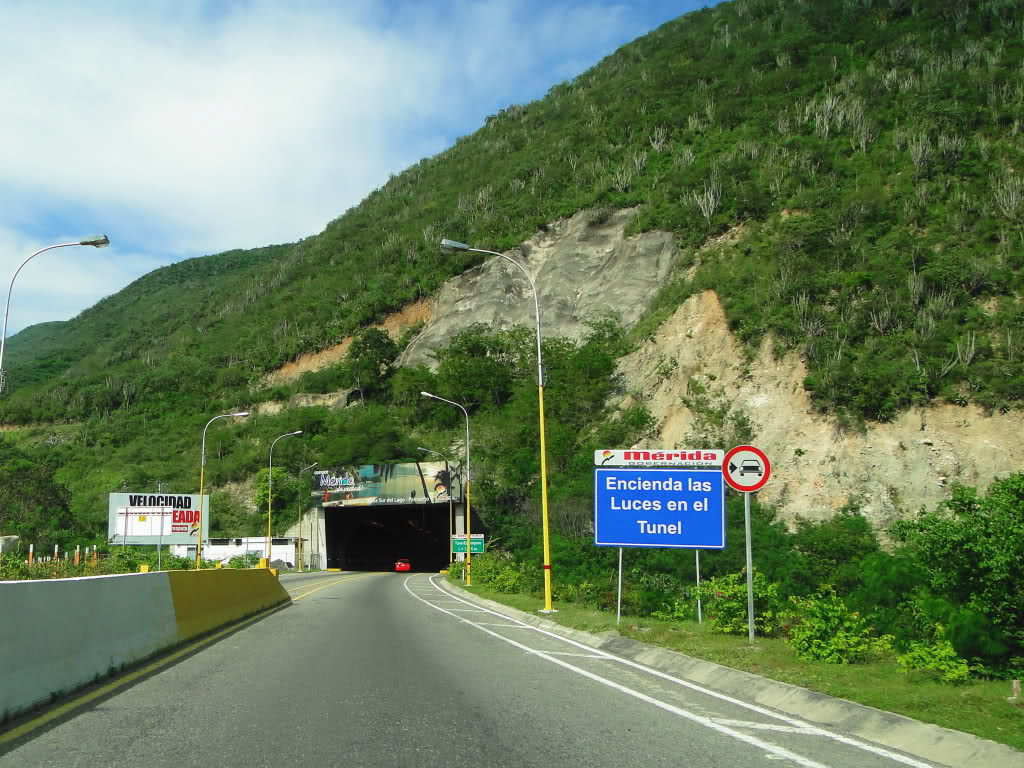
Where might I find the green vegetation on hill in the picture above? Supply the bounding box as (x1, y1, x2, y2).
(3, 0, 1023, 427)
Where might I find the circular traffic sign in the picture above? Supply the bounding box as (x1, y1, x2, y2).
(722, 445, 771, 493)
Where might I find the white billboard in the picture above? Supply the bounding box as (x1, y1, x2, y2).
(107, 493, 210, 546)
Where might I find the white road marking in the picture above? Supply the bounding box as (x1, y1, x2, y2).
(403, 576, 833, 768)
(412, 575, 937, 768)
(713, 719, 822, 735)
(542, 651, 612, 659)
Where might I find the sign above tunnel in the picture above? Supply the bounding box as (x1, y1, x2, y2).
(313, 462, 462, 508)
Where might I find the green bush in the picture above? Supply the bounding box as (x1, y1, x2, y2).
(447, 559, 466, 581)
(697, 570, 789, 638)
(227, 553, 262, 569)
(468, 552, 523, 593)
(897, 626, 971, 684)
(554, 579, 604, 606)
(787, 587, 879, 664)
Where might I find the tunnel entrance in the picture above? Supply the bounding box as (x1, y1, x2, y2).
(325, 503, 450, 572)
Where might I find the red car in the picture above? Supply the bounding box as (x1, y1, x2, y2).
(394, 558, 411, 572)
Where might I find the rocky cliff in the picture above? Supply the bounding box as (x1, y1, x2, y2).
(400, 207, 673, 367)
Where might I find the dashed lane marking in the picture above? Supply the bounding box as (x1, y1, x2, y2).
(407, 575, 937, 768)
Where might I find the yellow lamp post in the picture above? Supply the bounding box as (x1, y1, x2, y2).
(420, 392, 472, 584)
(266, 430, 303, 567)
(196, 411, 250, 566)
(439, 239, 555, 612)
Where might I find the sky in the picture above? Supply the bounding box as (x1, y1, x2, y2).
(0, 0, 712, 336)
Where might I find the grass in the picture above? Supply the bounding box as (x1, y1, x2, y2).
(455, 583, 1024, 753)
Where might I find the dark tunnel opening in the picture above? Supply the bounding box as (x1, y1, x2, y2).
(325, 503, 451, 572)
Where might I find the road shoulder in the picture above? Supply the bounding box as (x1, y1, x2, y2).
(437, 577, 1024, 768)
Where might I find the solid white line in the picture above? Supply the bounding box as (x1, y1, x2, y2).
(475, 622, 537, 628)
(542, 651, 612, 659)
(712, 719, 821, 735)
(426, 576, 936, 768)
(404, 576, 832, 768)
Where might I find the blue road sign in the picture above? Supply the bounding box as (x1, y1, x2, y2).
(594, 468, 725, 549)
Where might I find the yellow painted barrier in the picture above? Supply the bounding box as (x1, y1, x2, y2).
(166, 569, 290, 642)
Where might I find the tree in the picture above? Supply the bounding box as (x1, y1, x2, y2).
(252, 468, 304, 536)
(343, 328, 399, 402)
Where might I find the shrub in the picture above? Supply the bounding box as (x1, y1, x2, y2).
(466, 552, 522, 593)
(787, 587, 877, 664)
(651, 593, 698, 622)
(697, 570, 789, 637)
(227, 553, 261, 569)
(897, 626, 971, 684)
(447, 559, 466, 581)
(555, 579, 603, 606)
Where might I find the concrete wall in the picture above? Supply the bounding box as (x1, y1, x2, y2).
(0, 569, 289, 722)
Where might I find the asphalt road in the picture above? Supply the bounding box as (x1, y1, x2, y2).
(0, 572, 940, 768)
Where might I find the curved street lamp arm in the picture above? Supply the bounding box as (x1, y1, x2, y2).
(467, 247, 544, 386)
(0, 242, 82, 377)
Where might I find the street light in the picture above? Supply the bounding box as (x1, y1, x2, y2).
(440, 238, 555, 612)
(196, 411, 250, 566)
(297, 462, 318, 571)
(266, 430, 303, 566)
(419, 447, 454, 565)
(0, 235, 111, 393)
(420, 391, 472, 583)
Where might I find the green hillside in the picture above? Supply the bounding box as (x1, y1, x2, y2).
(2, 0, 1022, 541)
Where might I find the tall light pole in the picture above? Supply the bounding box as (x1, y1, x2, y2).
(196, 411, 250, 566)
(440, 238, 555, 612)
(419, 447, 454, 565)
(266, 430, 303, 565)
(0, 235, 110, 393)
(420, 392, 472, 584)
(297, 462, 318, 571)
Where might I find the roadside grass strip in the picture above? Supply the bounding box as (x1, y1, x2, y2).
(404, 575, 936, 768)
(453, 585, 1024, 753)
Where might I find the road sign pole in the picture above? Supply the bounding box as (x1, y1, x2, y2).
(695, 549, 702, 624)
(744, 491, 755, 644)
(616, 547, 623, 626)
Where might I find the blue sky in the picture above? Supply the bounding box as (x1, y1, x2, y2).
(0, 1, 714, 335)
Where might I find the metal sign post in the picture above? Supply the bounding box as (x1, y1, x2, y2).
(744, 492, 754, 643)
(722, 445, 771, 645)
(617, 548, 624, 625)
(695, 549, 702, 624)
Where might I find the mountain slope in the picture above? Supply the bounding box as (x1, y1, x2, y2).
(1, 0, 1023, 545)
(4, 0, 1023, 427)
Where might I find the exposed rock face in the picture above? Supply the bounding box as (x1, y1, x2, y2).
(400, 208, 674, 368)
(618, 290, 1024, 529)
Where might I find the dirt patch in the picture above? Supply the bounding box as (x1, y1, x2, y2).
(617, 290, 1024, 528)
(263, 300, 432, 385)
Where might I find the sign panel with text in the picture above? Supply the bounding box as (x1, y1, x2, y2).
(107, 493, 210, 546)
(593, 469, 725, 549)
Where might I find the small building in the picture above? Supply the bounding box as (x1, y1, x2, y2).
(171, 537, 302, 567)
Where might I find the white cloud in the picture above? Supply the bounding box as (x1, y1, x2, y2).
(0, 0, 662, 334)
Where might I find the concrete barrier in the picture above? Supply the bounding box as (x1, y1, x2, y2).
(0, 569, 289, 722)
(166, 569, 289, 642)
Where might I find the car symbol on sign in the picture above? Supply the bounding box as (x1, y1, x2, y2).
(738, 459, 763, 476)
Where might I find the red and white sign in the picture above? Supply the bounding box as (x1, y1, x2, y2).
(722, 445, 771, 492)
